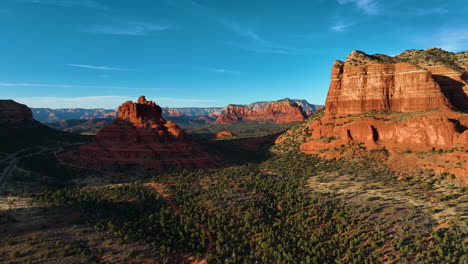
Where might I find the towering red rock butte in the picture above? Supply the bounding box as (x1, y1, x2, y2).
(0, 100, 33, 125)
(216, 98, 306, 124)
(78, 96, 214, 168)
(297, 48, 468, 182)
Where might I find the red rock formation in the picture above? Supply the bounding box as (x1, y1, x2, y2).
(162, 108, 185, 117)
(297, 49, 468, 182)
(326, 60, 452, 116)
(215, 131, 235, 138)
(78, 96, 215, 168)
(301, 112, 468, 153)
(0, 100, 33, 125)
(216, 105, 254, 124)
(216, 99, 306, 124)
(426, 65, 468, 110)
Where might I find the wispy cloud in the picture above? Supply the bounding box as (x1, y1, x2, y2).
(12, 96, 218, 108)
(330, 21, 354, 32)
(412, 7, 448, 16)
(0, 82, 157, 90)
(434, 28, 468, 52)
(209, 68, 239, 74)
(412, 27, 468, 52)
(67, 64, 129, 71)
(82, 22, 172, 36)
(225, 22, 304, 54)
(337, 0, 380, 15)
(26, 0, 108, 10)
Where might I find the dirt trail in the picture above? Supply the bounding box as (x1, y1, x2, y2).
(146, 183, 213, 264)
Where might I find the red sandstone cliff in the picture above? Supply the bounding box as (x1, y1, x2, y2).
(78, 96, 215, 168)
(216, 99, 306, 124)
(295, 48, 468, 182)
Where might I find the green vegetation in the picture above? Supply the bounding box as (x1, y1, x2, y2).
(30, 184, 207, 260)
(1, 108, 466, 263)
(272, 109, 323, 153)
(8, 152, 464, 263)
(16, 152, 93, 188)
(179, 120, 297, 139)
(345, 48, 467, 72)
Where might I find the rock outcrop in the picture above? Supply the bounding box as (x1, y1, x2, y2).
(295, 48, 468, 182)
(0, 100, 33, 125)
(216, 99, 306, 124)
(78, 96, 215, 168)
(215, 131, 235, 139)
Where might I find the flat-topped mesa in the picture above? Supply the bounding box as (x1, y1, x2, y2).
(260, 98, 306, 123)
(296, 48, 468, 182)
(0, 100, 33, 125)
(327, 54, 455, 115)
(216, 99, 306, 124)
(327, 48, 468, 115)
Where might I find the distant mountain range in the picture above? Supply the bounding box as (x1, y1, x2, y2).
(32, 99, 322, 121)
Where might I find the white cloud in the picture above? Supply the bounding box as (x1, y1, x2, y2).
(225, 22, 305, 54)
(337, 0, 380, 15)
(12, 96, 219, 109)
(331, 22, 353, 32)
(82, 22, 171, 36)
(67, 64, 129, 71)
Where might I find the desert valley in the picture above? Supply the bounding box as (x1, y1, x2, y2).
(2, 0, 468, 263)
(0, 47, 467, 263)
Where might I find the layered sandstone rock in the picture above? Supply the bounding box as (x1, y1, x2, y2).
(216, 99, 306, 124)
(78, 96, 214, 168)
(296, 48, 468, 182)
(0, 100, 33, 125)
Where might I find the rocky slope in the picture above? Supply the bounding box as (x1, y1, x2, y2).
(162, 107, 223, 117)
(77, 96, 215, 168)
(217, 98, 307, 124)
(0, 100, 86, 152)
(283, 48, 468, 182)
(45, 118, 114, 135)
(0, 100, 33, 125)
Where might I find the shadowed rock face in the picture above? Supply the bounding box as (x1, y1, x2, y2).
(79, 96, 215, 168)
(0, 100, 33, 125)
(216, 99, 306, 124)
(295, 48, 468, 182)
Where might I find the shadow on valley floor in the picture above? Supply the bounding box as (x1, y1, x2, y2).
(201, 132, 281, 165)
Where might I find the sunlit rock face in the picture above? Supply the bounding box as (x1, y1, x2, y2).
(294, 49, 468, 182)
(79, 96, 215, 168)
(216, 99, 306, 124)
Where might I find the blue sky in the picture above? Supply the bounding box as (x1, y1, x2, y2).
(1, 0, 467, 109)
